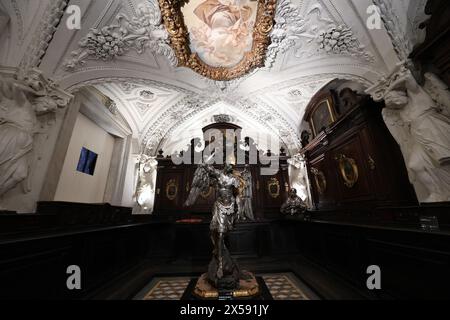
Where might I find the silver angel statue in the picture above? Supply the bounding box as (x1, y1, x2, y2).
(281, 188, 307, 216)
(185, 163, 243, 290)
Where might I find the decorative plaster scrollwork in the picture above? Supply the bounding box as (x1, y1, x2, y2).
(135, 102, 151, 115)
(203, 76, 251, 96)
(118, 82, 141, 94)
(68, 77, 194, 96)
(64, 0, 176, 71)
(141, 92, 300, 156)
(265, 0, 306, 67)
(266, 0, 374, 68)
(213, 114, 232, 123)
(142, 95, 210, 154)
(372, 0, 428, 61)
(235, 97, 301, 150)
(253, 73, 375, 96)
(140, 90, 155, 100)
(316, 25, 374, 63)
(90, 86, 119, 115)
(105, 99, 118, 115)
(10, 0, 24, 44)
(19, 0, 68, 73)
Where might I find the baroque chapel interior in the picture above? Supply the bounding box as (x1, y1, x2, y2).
(0, 0, 449, 301)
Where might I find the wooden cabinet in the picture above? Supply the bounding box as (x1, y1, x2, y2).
(154, 164, 187, 215)
(259, 170, 289, 217)
(154, 159, 290, 219)
(304, 89, 418, 211)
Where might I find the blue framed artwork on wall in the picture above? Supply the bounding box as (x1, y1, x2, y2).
(76, 147, 98, 176)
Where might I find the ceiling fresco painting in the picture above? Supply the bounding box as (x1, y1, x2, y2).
(159, 0, 277, 80)
(182, 0, 258, 68)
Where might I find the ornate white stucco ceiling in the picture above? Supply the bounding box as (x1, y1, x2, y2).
(0, 0, 430, 155)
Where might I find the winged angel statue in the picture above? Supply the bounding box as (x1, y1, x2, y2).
(185, 162, 245, 290)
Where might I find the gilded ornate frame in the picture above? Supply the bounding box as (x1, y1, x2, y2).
(267, 178, 280, 199)
(335, 154, 359, 188)
(309, 97, 337, 137)
(158, 0, 277, 81)
(166, 179, 179, 201)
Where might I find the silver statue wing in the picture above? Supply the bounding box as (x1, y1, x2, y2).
(184, 165, 211, 207)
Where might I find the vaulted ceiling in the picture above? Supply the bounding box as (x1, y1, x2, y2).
(0, 0, 430, 155)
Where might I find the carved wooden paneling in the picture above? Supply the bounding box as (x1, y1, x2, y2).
(330, 133, 373, 203)
(310, 155, 335, 209)
(154, 160, 290, 218)
(1, 212, 450, 299)
(290, 218, 450, 299)
(154, 166, 185, 213)
(260, 174, 284, 214)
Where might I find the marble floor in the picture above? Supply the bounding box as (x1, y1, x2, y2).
(134, 273, 319, 300)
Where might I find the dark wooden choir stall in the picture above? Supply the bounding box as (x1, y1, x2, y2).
(302, 86, 419, 225)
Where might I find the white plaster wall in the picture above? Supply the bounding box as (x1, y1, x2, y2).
(54, 113, 115, 203)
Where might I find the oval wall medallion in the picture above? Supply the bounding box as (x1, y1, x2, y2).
(166, 179, 179, 201)
(335, 154, 359, 188)
(267, 177, 280, 199)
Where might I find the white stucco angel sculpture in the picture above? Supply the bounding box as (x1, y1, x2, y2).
(134, 154, 158, 213)
(0, 77, 37, 198)
(287, 153, 311, 207)
(368, 63, 450, 202)
(0, 69, 71, 203)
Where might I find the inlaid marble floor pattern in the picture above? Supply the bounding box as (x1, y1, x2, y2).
(135, 273, 318, 300)
(262, 274, 310, 300)
(142, 278, 191, 300)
